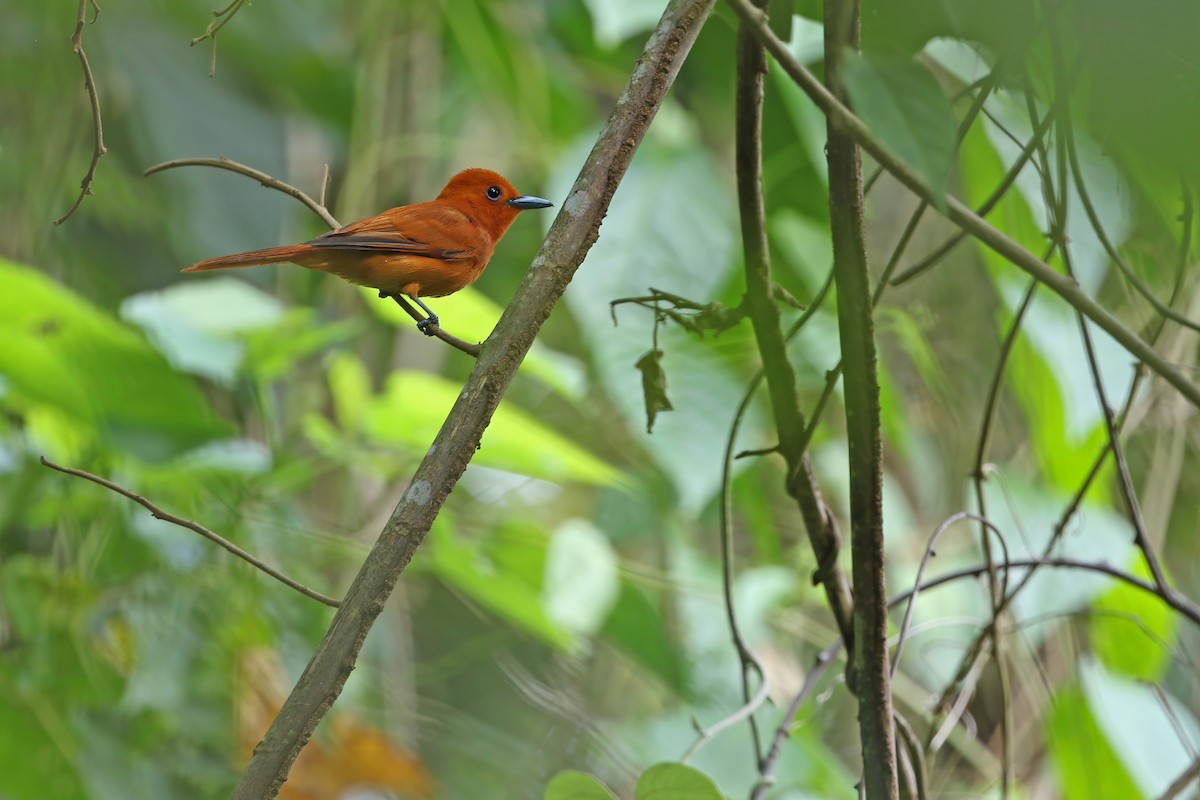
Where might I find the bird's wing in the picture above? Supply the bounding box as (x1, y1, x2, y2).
(305, 202, 483, 261)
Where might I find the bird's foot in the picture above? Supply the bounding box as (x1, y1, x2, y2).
(416, 315, 440, 335)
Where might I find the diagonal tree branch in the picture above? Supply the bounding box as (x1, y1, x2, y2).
(724, 0, 1200, 411)
(230, 1, 718, 796)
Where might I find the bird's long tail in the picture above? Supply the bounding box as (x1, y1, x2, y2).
(182, 243, 313, 272)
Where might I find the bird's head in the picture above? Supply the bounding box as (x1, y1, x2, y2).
(437, 168, 553, 242)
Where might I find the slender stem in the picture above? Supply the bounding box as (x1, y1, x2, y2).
(39, 458, 340, 608)
(145, 157, 339, 228)
(54, 0, 107, 226)
(750, 642, 844, 800)
(823, 0, 897, 795)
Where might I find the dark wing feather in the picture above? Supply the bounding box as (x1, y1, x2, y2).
(305, 201, 481, 262)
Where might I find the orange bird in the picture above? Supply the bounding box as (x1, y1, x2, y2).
(183, 168, 553, 333)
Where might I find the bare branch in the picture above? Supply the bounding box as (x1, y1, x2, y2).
(54, 0, 107, 226)
(144, 156, 339, 229)
(678, 648, 770, 763)
(751, 642, 844, 800)
(190, 0, 250, 77)
(39, 457, 340, 608)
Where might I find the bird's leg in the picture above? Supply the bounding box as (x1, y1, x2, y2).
(410, 295, 440, 335)
(377, 290, 440, 335)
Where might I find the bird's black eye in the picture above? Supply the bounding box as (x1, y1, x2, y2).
(486, 185, 502, 201)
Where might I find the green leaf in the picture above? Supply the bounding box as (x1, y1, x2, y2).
(1047, 686, 1144, 800)
(635, 763, 725, 800)
(426, 519, 575, 651)
(1081, 659, 1200, 798)
(0, 258, 226, 456)
(545, 770, 619, 800)
(601, 581, 688, 692)
(365, 286, 585, 401)
(360, 369, 620, 486)
(327, 353, 374, 431)
(1090, 558, 1179, 681)
(542, 519, 620, 636)
(840, 51, 956, 209)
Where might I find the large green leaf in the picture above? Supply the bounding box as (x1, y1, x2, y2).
(542, 519, 620, 636)
(0, 259, 225, 456)
(1047, 686, 1144, 800)
(358, 365, 620, 487)
(635, 763, 725, 800)
(1081, 659, 1200, 798)
(121, 277, 283, 384)
(1090, 559, 1179, 682)
(364, 286, 586, 401)
(425, 519, 575, 652)
(840, 52, 956, 209)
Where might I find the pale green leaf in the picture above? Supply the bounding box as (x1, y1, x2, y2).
(542, 519, 620, 636)
(1081, 659, 1200, 798)
(361, 370, 620, 486)
(427, 520, 575, 651)
(841, 51, 956, 209)
(364, 286, 585, 400)
(544, 770, 619, 800)
(635, 763, 725, 800)
(1090, 559, 1179, 681)
(0, 258, 225, 455)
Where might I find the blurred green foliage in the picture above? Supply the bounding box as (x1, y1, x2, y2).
(2, 0, 1199, 798)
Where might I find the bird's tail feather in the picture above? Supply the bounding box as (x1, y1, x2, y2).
(182, 244, 311, 272)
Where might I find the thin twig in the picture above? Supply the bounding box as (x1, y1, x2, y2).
(750, 642, 844, 800)
(144, 156, 482, 357)
(888, 557, 1200, 628)
(1046, 25, 1173, 599)
(319, 163, 331, 208)
(679, 651, 771, 763)
(54, 0, 107, 226)
(1064, 114, 1200, 333)
(190, 0, 250, 77)
(891, 512, 1008, 680)
(1158, 755, 1200, 800)
(39, 457, 341, 608)
(145, 156, 339, 228)
(888, 89, 1064, 287)
(893, 711, 930, 800)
